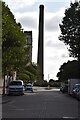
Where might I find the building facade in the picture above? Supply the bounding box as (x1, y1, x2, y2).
(24, 31, 32, 64)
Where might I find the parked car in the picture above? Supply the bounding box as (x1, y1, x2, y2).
(72, 88, 80, 98)
(60, 83, 65, 91)
(72, 84, 80, 97)
(7, 80, 24, 95)
(62, 85, 68, 93)
(60, 86, 63, 91)
(73, 84, 80, 90)
(68, 79, 80, 95)
(76, 89, 80, 100)
(25, 83, 33, 92)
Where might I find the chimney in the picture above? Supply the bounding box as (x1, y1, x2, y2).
(37, 5, 44, 85)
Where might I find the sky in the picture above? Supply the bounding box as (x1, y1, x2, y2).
(3, 0, 77, 81)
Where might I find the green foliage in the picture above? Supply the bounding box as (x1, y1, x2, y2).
(17, 73, 30, 81)
(57, 60, 80, 82)
(49, 79, 60, 87)
(2, 2, 40, 84)
(2, 2, 26, 75)
(49, 79, 55, 83)
(41, 80, 48, 87)
(16, 62, 40, 83)
(49, 79, 55, 87)
(26, 63, 40, 82)
(59, 1, 80, 60)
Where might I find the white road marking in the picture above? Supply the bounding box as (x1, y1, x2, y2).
(63, 116, 77, 119)
(13, 108, 24, 111)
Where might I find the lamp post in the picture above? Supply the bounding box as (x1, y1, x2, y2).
(48, 73, 54, 82)
(48, 74, 49, 82)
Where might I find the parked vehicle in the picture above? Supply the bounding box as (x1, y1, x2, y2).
(73, 84, 80, 90)
(76, 89, 80, 100)
(68, 79, 80, 95)
(72, 88, 80, 98)
(62, 85, 68, 93)
(7, 80, 24, 95)
(72, 84, 80, 97)
(60, 86, 63, 91)
(25, 83, 33, 92)
(60, 82, 65, 91)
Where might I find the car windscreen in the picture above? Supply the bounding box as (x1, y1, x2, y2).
(26, 85, 32, 87)
(9, 81, 22, 85)
(74, 84, 80, 89)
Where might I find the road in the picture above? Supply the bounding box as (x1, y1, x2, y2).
(2, 87, 80, 119)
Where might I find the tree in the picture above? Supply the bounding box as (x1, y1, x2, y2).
(59, 1, 80, 60)
(57, 60, 80, 82)
(2, 2, 26, 76)
(49, 79, 54, 87)
(41, 80, 48, 87)
(49, 79, 54, 83)
(2, 2, 40, 95)
(26, 63, 40, 82)
(16, 62, 40, 83)
(2, 2, 28, 94)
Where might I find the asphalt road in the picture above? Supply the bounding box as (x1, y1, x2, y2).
(2, 88, 80, 119)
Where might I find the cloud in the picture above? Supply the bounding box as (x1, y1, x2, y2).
(4, 0, 36, 10)
(45, 52, 69, 61)
(19, 15, 37, 29)
(15, 8, 65, 32)
(45, 16, 60, 32)
(45, 40, 67, 50)
(45, 8, 65, 32)
(61, 54, 69, 58)
(14, 12, 38, 30)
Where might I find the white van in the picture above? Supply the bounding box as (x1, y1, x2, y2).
(7, 80, 24, 95)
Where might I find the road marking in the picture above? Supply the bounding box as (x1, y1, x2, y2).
(24, 93, 37, 95)
(63, 117, 78, 119)
(13, 108, 24, 111)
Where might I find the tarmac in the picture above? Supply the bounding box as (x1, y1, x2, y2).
(0, 87, 60, 104)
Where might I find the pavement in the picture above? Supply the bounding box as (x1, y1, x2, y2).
(0, 86, 11, 104)
(0, 95, 12, 104)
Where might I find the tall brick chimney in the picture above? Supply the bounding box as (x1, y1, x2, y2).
(37, 5, 44, 85)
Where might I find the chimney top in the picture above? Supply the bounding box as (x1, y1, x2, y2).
(39, 4, 44, 8)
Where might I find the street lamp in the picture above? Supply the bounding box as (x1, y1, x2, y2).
(48, 73, 54, 82)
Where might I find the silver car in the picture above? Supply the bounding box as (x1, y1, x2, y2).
(25, 83, 33, 92)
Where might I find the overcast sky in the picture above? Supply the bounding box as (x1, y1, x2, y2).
(3, 0, 76, 81)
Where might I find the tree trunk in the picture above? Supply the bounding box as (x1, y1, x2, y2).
(3, 74, 5, 95)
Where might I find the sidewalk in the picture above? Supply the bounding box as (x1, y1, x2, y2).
(33, 86, 60, 92)
(2, 95, 12, 104)
(0, 86, 11, 104)
(0, 94, 12, 104)
(0, 87, 11, 104)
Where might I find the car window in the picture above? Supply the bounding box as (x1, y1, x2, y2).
(26, 85, 32, 87)
(74, 84, 80, 89)
(9, 81, 22, 85)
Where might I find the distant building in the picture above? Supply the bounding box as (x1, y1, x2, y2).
(24, 31, 32, 64)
